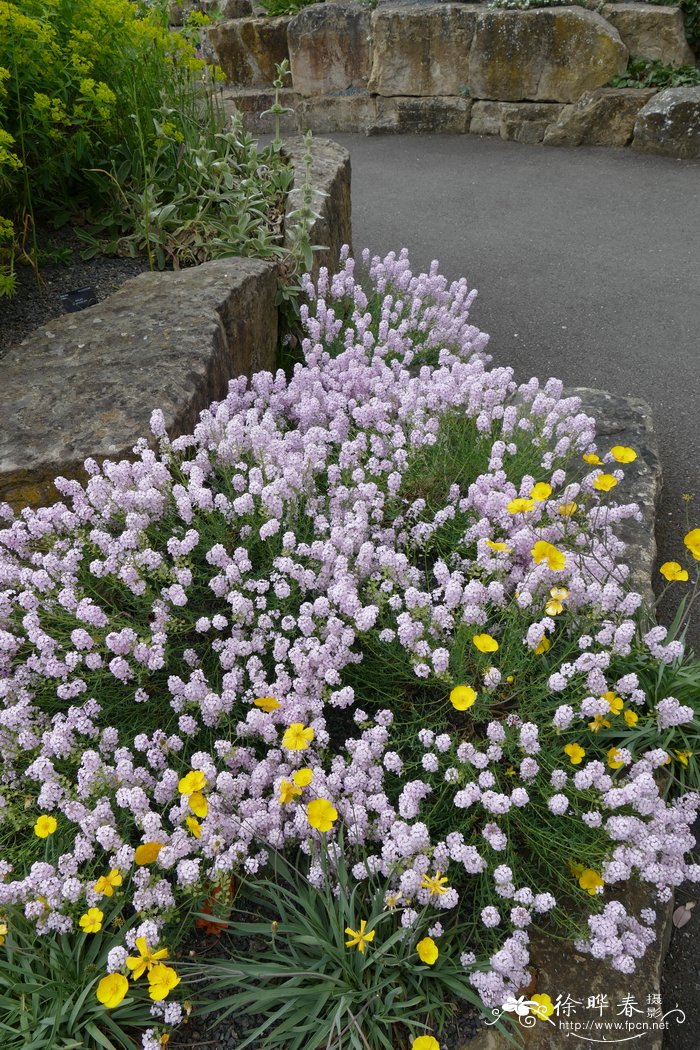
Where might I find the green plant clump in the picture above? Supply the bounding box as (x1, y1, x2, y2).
(259, 0, 322, 16)
(608, 58, 700, 89)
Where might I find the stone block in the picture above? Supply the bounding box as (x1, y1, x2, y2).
(371, 95, 472, 134)
(602, 3, 694, 67)
(284, 138, 352, 280)
(632, 86, 700, 158)
(221, 87, 300, 134)
(289, 3, 371, 97)
(469, 8, 628, 103)
(297, 93, 377, 134)
(498, 101, 564, 142)
(469, 100, 504, 135)
(206, 16, 290, 87)
(544, 87, 656, 147)
(0, 260, 278, 511)
(368, 3, 480, 97)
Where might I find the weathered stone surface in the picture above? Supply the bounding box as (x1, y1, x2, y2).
(284, 138, 352, 279)
(371, 95, 472, 134)
(221, 87, 300, 134)
(469, 100, 504, 135)
(368, 4, 479, 97)
(498, 101, 564, 143)
(544, 87, 656, 147)
(206, 16, 290, 87)
(632, 86, 700, 158)
(289, 3, 371, 97)
(469, 8, 628, 103)
(298, 93, 377, 134)
(602, 3, 694, 66)
(0, 260, 278, 511)
(169, 0, 251, 23)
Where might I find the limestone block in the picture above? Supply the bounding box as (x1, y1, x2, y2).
(602, 3, 694, 67)
(469, 8, 628, 103)
(632, 86, 700, 157)
(368, 4, 480, 97)
(0, 260, 278, 511)
(221, 87, 300, 134)
(297, 93, 377, 134)
(497, 101, 563, 142)
(206, 16, 290, 87)
(289, 3, 371, 97)
(371, 95, 472, 134)
(544, 87, 656, 147)
(469, 100, 504, 135)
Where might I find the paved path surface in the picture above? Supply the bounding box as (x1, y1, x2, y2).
(329, 133, 700, 1049)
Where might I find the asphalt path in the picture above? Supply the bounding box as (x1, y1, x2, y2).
(328, 132, 700, 1048)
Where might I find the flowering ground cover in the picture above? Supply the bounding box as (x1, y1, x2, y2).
(1, 248, 699, 1049)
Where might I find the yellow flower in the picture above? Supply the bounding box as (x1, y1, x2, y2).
(254, 696, 280, 712)
(79, 908, 104, 934)
(558, 501, 578, 517)
(344, 919, 376, 953)
(282, 723, 315, 750)
(588, 715, 611, 732)
(534, 636, 550, 655)
(546, 587, 569, 615)
(307, 798, 338, 832)
(485, 539, 510, 552)
(531, 482, 552, 502)
(530, 993, 555, 1021)
(578, 869, 604, 895)
(507, 497, 536, 513)
(178, 770, 207, 795)
(134, 842, 164, 866)
(607, 747, 625, 770)
(623, 709, 639, 727)
(127, 937, 169, 980)
(412, 1038, 441, 1050)
(185, 817, 202, 838)
(593, 473, 618, 492)
(583, 453, 603, 465)
(0, 920, 6, 946)
(279, 779, 302, 804)
(93, 869, 123, 897)
(564, 742, 586, 765)
(600, 691, 623, 714)
(96, 973, 129, 1009)
(450, 685, 477, 710)
(34, 814, 57, 838)
(472, 633, 499, 653)
(675, 750, 692, 767)
(684, 529, 700, 560)
(659, 562, 689, 582)
(292, 768, 313, 787)
(416, 936, 439, 965)
(148, 964, 181, 1002)
(531, 540, 566, 571)
(420, 870, 450, 896)
(610, 446, 637, 464)
(188, 791, 208, 818)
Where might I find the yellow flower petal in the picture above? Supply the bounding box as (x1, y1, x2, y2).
(558, 501, 578, 517)
(416, 936, 439, 965)
(507, 497, 536, 514)
(450, 685, 477, 710)
(531, 482, 552, 502)
(660, 561, 689, 582)
(593, 473, 618, 492)
(281, 723, 315, 751)
(292, 768, 313, 787)
(134, 842, 164, 866)
(530, 993, 555, 1021)
(531, 540, 566, 571)
(583, 453, 603, 465)
(472, 633, 499, 653)
(178, 770, 207, 795)
(564, 743, 586, 765)
(307, 798, 338, 832)
(684, 529, 700, 560)
(34, 814, 57, 838)
(96, 973, 129, 1009)
(610, 446, 637, 464)
(254, 696, 281, 712)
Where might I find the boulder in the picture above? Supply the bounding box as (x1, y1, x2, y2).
(469, 8, 628, 103)
(206, 16, 290, 87)
(602, 3, 694, 67)
(371, 95, 472, 134)
(289, 3, 371, 97)
(544, 87, 656, 147)
(368, 4, 480, 97)
(632, 86, 700, 157)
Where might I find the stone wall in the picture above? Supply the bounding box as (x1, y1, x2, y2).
(209, 2, 700, 156)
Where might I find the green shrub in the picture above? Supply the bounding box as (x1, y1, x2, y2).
(259, 0, 322, 16)
(608, 58, 700, 89)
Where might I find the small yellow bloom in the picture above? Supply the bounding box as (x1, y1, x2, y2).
(254, 696, 280, 712)
(307, 798, 338, 832)
(531, 540, 566, 571)
(292, 768, 313, 787)
(684, 529, 700, 560)
(558, 501, 578, 517)
(610, 446, 637, 464)
(583, 453, 603, 466)
(578, 869, 604, 895)
(588, 715, 611, 733)
(534, 636, 550, 655)
(660, 561, 689, 582)
(188, 791, 208, 818)
(127, 937, 169, 980)
(79, 908, 104, 934)
(545, 587, 569, 615)
(593, 473, 618, 492)
(178, 770, 207, 795)
(282, 723, 315, 751)
(485, 539, 510, 552)
(0, 920, 7, 946)
(96, 972, 129, 1009)
(564, 742, 586, 765)
(602, 691, 624, 715)
(531, 482, 552, 502)
(530, 993, 555, 1021)
(607, 747, 625, 770)
(675, 750, 692, 767)
(93, 869, 123, 897)
(344, 918, 376, 953)
(134, 842, 164, 866)
(148, 964, 181, 1002)
(412, 1038, 441, 1050)
(472, 633, 499, 653)
(416, 936, 439, 965)
(185, 815, 201, 838)
(450, 685, 477, 710)
(279, 779, 302, 804)
(623, 709, 639, 727)
(34, 814, 57, 838)
(507, 497, 536, 513)
(420, 870, 450, 897)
